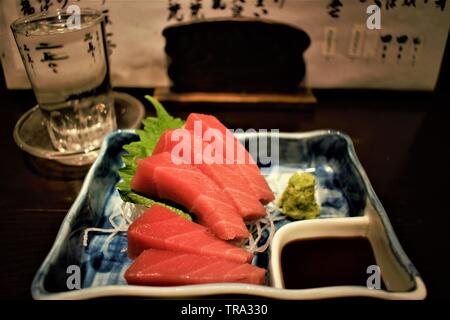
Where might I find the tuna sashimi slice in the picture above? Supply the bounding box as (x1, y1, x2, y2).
(128, 205, 253, 263)
(153, 129, 266, 220)
(131, 152, 249, 240)
(185, 113, 275, 203)
(124, 249, 266, 286)
(185, 113, 254, 165)
(197, 163, 267, 220)
(235, 165, 275, 204)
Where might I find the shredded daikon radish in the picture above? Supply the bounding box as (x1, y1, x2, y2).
(83, 206, 131, 248)
(120, 203, 133, 225)
(247, 232, 254, 249)
(84, 197, 285, 255)
(83, 201, 153, 248)
(248, 222, 262, 252)
(245, 204, 280, 254)
(83, 227, 123, 247)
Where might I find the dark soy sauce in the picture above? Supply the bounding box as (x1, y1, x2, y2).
(281, 237, 384, 289)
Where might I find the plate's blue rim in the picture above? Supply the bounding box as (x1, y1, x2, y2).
(330, 131, 421, 280)
(238, 130, 421, 285)
(30, 129, 135, 298)
(30, 129, 423, 299)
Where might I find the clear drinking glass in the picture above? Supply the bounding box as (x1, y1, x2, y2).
(11, 8, 116, 154)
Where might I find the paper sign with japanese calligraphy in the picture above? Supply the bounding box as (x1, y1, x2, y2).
(1, 0, 449, 90)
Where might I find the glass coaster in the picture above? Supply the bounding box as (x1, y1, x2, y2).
(13, 91, 145, 166)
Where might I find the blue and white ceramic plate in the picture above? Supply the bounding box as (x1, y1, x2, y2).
(31, 130, 426, 299)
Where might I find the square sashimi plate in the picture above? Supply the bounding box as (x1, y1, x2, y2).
(31, 130, 426, 299)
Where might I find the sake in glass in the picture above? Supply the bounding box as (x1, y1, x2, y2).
(11, 8, 116, 154)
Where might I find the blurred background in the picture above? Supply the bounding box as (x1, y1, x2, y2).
(2, 0, 449, 91)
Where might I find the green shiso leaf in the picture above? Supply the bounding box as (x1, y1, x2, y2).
(116, 95, 190, 220)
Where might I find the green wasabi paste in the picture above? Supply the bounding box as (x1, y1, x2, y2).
(278, 172, 320, 220)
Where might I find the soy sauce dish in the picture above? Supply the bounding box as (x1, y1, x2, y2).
(269, 206, 427, 299)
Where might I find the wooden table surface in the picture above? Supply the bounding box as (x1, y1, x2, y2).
(1, 83, 449, 300)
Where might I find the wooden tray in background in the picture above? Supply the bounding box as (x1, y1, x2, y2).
(153, 87, 317, 107)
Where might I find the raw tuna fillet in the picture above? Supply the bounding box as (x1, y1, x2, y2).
(197, 163, 267, 220)
(234, 165, 275, 204)
(131, 152, 249, 240)
(185, 113, 253, 164)
(128, 205, 253, 263)
(153, 129, 266, 220)
(185, 113, 274, 203)
(125, 249, 266, 286)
